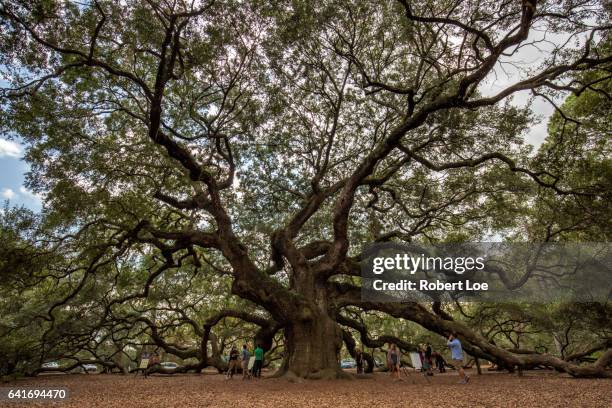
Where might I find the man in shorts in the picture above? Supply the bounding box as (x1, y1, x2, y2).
(447, 333, 470, 384)
(241, 344, 250, 379)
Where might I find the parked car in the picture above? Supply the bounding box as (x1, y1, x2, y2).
(340, 358, 356, 369)
(160, 362, 179, 371)
(41, 362, 60, 370)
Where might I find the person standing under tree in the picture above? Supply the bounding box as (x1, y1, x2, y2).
(424, 343, 434, 376)
(226, 346, 239, 379)
(433, 351, 446, 373)
(241, 344, 250, 380)
(447, 333, 470, 384)
(387, 343, 401, 380)
(417, 345, 425, 372)
(145, 352, 160, 378)
(253, 344, 264, 378)
(355, 348, 364, 374)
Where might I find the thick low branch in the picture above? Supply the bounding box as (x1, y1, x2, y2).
(332, 283, 612, 378)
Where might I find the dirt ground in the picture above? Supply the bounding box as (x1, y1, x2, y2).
(3, 369, 611, 408)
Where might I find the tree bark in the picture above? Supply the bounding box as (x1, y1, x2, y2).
(280, 313, 344, 379)
(270, 263, 347, 379)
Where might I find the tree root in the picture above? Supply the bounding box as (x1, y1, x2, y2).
(273, 368, 354, 381)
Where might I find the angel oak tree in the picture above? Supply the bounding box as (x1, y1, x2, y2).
(1, 0, 610, 378)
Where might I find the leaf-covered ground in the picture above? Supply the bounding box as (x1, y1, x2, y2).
(5, 370, 611, 408)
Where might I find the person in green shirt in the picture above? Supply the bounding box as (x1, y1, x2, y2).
(253, 344, 264, 378)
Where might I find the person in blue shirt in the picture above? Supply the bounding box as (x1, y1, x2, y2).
(447, 333, 470, 384)
(241, 344, 251, 380)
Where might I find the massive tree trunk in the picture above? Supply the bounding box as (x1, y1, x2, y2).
(281, 312, 343, 379)
(270, 264, 346, 379)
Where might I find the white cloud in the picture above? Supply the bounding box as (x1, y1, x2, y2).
(0, 186, 44, 207)
(0, 138, 23, 158)
(1, 188, 16, 199)
(19, 186, 44, 202)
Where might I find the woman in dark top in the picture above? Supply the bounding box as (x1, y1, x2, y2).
(226, 346, 239, 379)
(424, 344, 434, 376)
(355, 348, 364, 374)
(433, 351, 446, 373)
